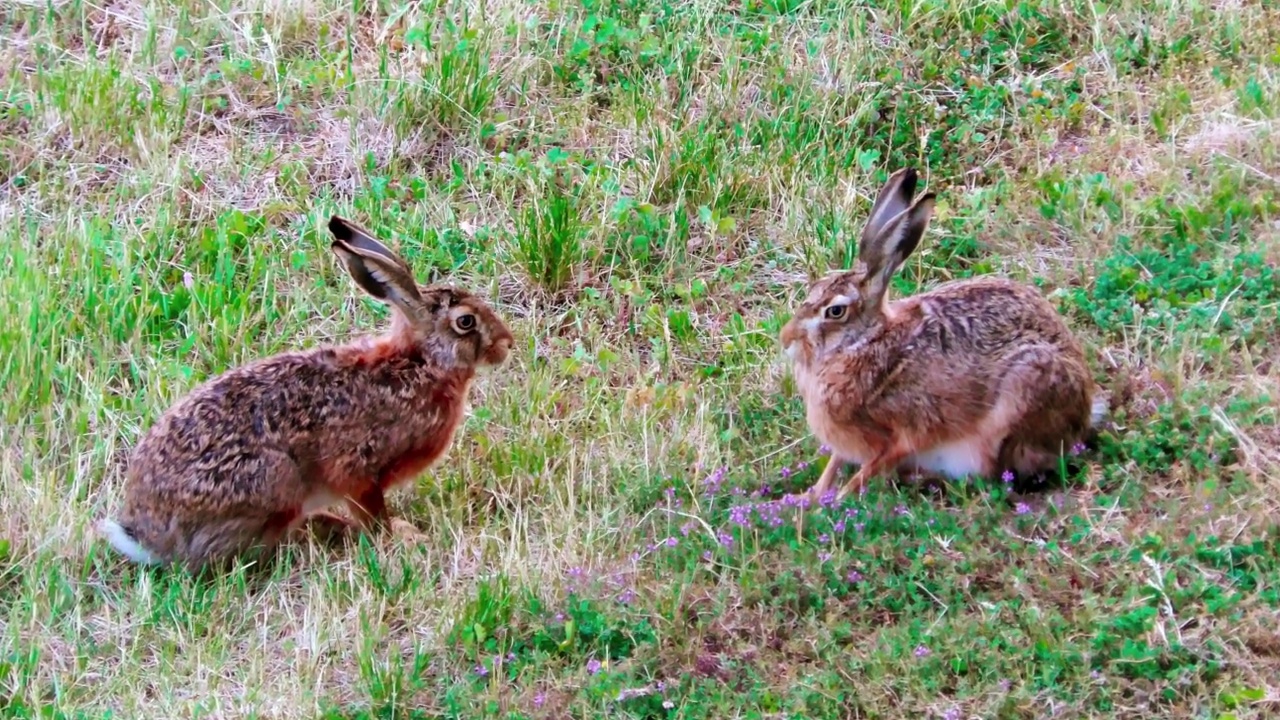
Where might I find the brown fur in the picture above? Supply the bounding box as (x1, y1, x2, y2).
(780, 168, 1098, 501)
(99, 216, 514, 571)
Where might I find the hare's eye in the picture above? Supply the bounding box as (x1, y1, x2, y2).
(824, 305, 847, 320)
(454, 314, 476, 333)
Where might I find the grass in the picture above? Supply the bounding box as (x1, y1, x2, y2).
(1, 0, 1279, 717)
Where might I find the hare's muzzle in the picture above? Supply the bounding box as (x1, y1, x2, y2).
(484, 335, 513, 367)
(780, 317, 801, 352)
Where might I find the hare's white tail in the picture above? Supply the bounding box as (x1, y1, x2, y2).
(98, 518, 161, 565)
(1090, 393, 1110, 427)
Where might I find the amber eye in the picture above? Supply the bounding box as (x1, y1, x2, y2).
(453, 314, 476, 333)
(824, 304, 847, 320)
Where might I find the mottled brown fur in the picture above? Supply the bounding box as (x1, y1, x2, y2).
(780, 168, 1099, 502)
(99, 216, 513, 571)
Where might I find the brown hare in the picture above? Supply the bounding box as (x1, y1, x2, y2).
(98, 216, 514, 571)
(780, 168, 1104, 504)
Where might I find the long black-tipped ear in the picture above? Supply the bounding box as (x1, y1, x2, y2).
(327, 215, 424, 312)
(857, 167, 920, 272)
(858, 193, 936, 310)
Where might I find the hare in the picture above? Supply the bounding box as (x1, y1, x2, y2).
(780, 168, 1105, 504)
(98, 216, 514, 571)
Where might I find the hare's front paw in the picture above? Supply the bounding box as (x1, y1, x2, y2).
(307, 512, 356, 545)
(389, 517, 429, 545)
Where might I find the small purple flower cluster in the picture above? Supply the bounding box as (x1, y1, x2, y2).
(1070, 441, 1087, 456)
(914, 644, 931, 658)
(1014, 502, 1031, 515)
(702, 466, 729, 496)
(475, 651, 520, 678)
(663, 486, 683, 509)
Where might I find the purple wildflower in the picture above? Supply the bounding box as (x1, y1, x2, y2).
(847, 569, 862, 583)
(702, 550, 713, 560)
(586, 658, 602, 674)
(665, 536, 678, 548)
(182, 271, 195, 290)
(533, 692, 546, 707)
(475, 664, 488, 676)
(818, 551, 832, 562)
(1070, 441, 1086, 456)
(716, 530, 735, 548)
(818, 533, 830, 544)
(1015, 502, 1031, 515)
(833, 520, 846, 533)
(618, 589, 636, 604)
(780, 467, 792, 478)
(943, 707, 961, 720)
(914, 645, 931, 658)
(1001, 469, 1015, 483)
(797, 461, 810, 470)
(819, 444, 832, 456)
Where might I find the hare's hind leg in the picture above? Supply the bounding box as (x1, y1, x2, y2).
(993, 348, 1093, 480)
(178, 449, 312, 570)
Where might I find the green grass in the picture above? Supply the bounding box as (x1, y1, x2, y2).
(2, 0, 1279, 717)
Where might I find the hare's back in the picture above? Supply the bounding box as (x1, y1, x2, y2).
(913, 277, 1079, 353)
(126, 351, 351, 484)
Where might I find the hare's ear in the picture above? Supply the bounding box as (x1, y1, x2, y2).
(327, 215, 424, 312)
(857, 168, 919, 269)
(858, 192, 936, 308)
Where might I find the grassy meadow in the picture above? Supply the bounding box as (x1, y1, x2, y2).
(2, 0, 1279, 717)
